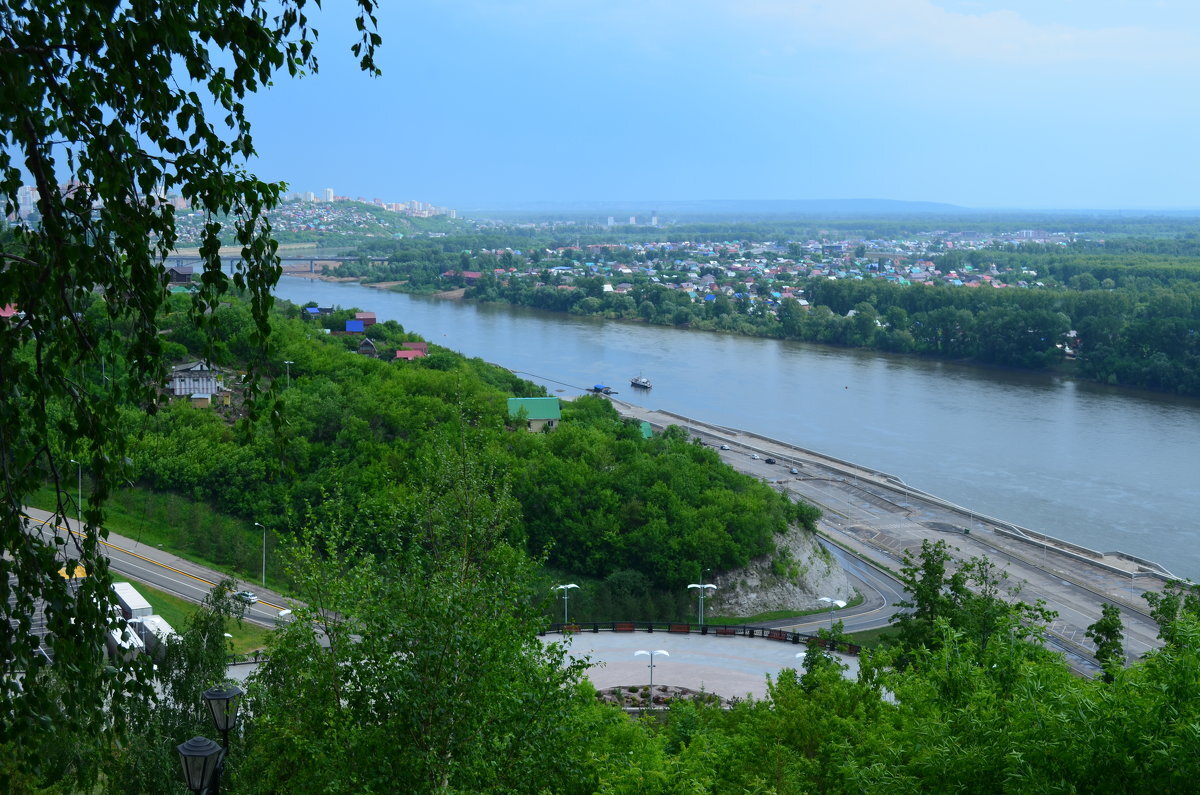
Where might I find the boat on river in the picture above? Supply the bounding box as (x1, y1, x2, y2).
(630, 375, 652, 389)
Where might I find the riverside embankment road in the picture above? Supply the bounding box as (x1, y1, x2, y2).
(611, 398, 1167, 666)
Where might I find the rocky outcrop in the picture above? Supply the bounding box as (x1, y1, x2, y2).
(709, 525, 852, 617)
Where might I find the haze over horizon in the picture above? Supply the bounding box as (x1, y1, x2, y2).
(241, 1, 1200, 212)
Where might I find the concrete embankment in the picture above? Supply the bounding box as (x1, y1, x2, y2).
(604, 397, 1170, 665)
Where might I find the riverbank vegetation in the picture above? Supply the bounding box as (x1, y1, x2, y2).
(335, 226, 1200, 397)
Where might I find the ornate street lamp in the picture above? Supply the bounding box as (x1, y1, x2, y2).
(177, 736, 223, 794)
(203, 685, 245, 747)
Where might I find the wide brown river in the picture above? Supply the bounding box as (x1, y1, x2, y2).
(275, 277, 1200, 579)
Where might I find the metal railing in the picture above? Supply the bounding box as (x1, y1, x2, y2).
(541, 620, 861, 656)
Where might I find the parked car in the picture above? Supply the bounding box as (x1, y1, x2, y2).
(790, 467, 800, 475)
(234, 590, 258, 605)
(750, 454, 760, 460)
(719, 444, 730, 450)
(765, 458, 776, 465)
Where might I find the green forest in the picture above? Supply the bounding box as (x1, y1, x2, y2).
(133, 295, 815, 608)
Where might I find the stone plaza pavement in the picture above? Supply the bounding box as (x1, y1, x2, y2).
(552, 631, 860, 700)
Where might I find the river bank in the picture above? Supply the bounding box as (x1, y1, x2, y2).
(272, 277, 1200, 583)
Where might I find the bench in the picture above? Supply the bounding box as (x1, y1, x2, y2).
(714, 626, 737, 636)
(613, 622, 635, 632)
(669, 624, 691, 633)
(767, 629, 788, 641)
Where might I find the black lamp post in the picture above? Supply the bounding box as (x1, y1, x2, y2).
(177, 736, 223, 794)
(177, 685, 243, 792)
(203, 685, 245, 748)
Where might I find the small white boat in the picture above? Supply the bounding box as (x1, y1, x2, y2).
(630, 375, 652, 389)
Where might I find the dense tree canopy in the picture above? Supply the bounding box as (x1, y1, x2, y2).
(122, 297, 813, 594)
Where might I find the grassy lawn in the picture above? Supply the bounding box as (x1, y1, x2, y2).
(708, 591, 865, 626)
(117, 577, 274, 656)
(844, 625, 896, 650)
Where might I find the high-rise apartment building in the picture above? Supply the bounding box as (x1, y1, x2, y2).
(323, 187, 334, 202)
(17, 185, 37, 219)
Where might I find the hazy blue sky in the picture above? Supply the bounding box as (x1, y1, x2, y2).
(241, 1, 1200, 210)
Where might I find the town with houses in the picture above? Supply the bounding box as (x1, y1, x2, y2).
(448, 228, 1073, 303)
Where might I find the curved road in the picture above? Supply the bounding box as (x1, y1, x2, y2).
(608, 397, 1163, 669)
(25, 508, 288, 628)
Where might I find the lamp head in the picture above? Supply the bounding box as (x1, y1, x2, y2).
(202, 685, 245, 734)
(177, 736, 223, 793)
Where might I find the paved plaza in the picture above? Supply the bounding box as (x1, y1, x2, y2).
(553, 631, 859, 700)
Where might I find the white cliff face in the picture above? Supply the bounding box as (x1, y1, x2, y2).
(709, 525, 853, 616)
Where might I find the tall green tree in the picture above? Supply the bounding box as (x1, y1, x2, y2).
(1085, 602, 1125, 682)
(1143, 579, 1200, 646)
(0, 2, 378, 786)
(239, 437, 594, 792)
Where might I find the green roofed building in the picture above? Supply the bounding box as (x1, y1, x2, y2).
(506, 397, 562, 432)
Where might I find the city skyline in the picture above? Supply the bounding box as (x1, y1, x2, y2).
(231, 1, 1200, 211)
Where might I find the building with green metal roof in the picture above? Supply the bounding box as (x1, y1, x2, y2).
(506, 397, 562, 432)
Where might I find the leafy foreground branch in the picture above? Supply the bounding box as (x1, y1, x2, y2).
(0, 2, 378, 787)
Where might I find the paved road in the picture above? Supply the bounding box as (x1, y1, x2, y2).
(24, 508, 290, 628)
(609, 398, 1166, 667)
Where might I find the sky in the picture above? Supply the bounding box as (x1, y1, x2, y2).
(239, 1, 1200, 210)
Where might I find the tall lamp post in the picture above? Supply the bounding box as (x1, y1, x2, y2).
(634, 649, 668, 689)
(554, 583, 579, 626)
(818, 596, 846, 631)
(687, 571, 717, 627)
(283, 360, 294, 388)
(254, 521, 266, 587)
(69, 458, 82, 530)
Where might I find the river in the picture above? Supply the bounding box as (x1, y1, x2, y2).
(274, 277, 1200, 579)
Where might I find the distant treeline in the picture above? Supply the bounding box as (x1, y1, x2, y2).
(445, 213, 1200, 243)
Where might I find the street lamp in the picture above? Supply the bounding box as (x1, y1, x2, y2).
(554, 583, 579, 625)
(687, 571, 717, 627)
(283, 360, 294, 388)
(69, 458, 81, 530)
(818, 596, 846, 631)
(202, 685, 245, 748)
(176, 685, 243, 793)
(634, 649, 669, 689)
(254, 522, 266, 587)
(176, 736, 223, 794)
